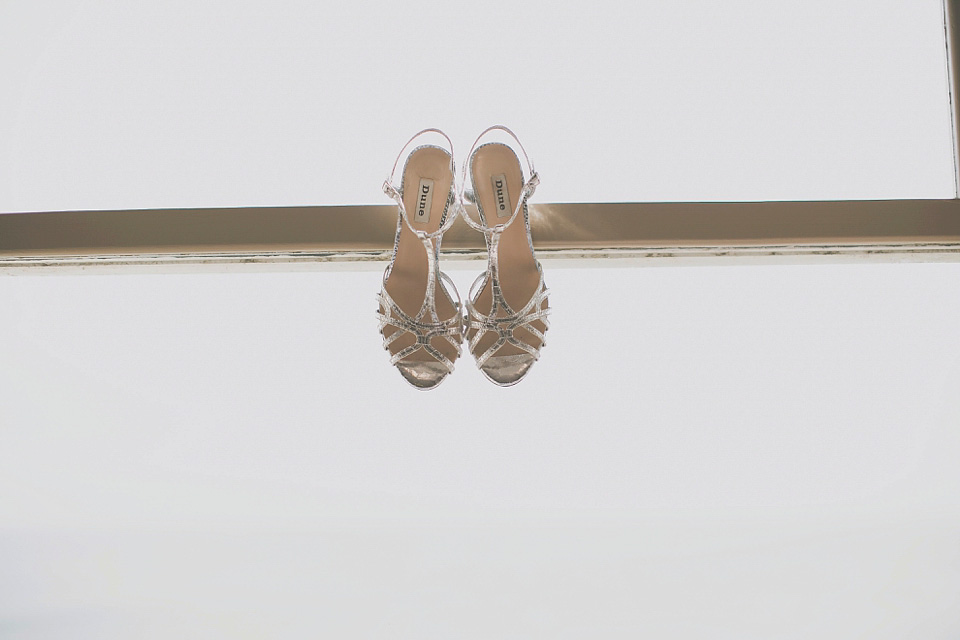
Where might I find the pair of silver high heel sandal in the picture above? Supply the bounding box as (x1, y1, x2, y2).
(377, 126, 550, 390)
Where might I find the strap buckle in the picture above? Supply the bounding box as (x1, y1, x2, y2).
(382, 179, 400, 199)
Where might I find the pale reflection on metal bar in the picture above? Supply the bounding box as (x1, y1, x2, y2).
(1, 200, 959, 271)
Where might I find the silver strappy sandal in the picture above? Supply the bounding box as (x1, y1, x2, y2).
(377, 129, 464, 390)
(460, 126, 550, 386)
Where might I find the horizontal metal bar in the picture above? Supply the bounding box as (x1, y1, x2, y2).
(3, 244, 960, 276)
(2, 199, 960, 253)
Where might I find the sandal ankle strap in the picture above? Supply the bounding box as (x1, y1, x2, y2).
(459, 125, 539, 235)
(383, 128, 462, 241)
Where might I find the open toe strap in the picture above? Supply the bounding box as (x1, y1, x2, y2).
(377, 280, 463, 373)
(465, 263, 551, 368)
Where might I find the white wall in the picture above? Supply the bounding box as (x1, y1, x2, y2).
(2, 0, 959, 637)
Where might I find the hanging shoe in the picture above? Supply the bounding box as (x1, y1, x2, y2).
(460, 126, 550, 386)
(377, 129, 463, 390)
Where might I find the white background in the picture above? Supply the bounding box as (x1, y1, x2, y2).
(2, 0, 960, 638)
(0, 0, 954, 211)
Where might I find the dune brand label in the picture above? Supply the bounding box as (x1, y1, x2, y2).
(491, 174, 511, 218)
(414, 178, 434, 224)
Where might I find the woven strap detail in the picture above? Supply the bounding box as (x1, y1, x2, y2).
(466, 263, 550, 368)
(377, 272, 463, 373)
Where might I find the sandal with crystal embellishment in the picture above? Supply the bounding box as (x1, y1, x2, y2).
(377, 129, 463, 390)
(460, 126, 550, 386)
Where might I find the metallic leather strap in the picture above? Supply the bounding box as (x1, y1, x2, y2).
(378, 129, 464, 377)
(376, 278, 463, 372)
(465, 262, 550, 368)
(461, 126, 550, 370)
